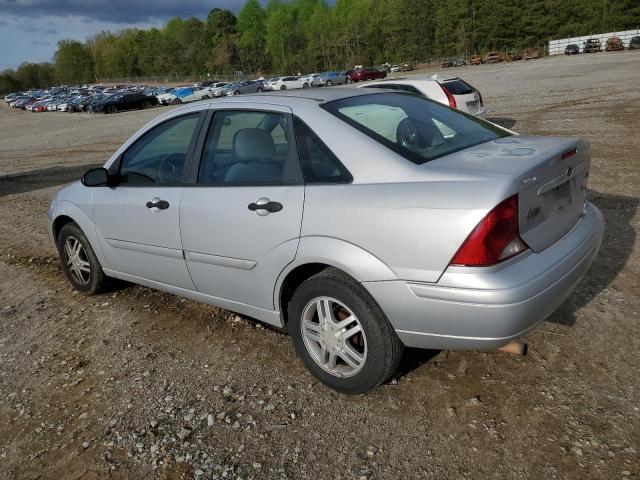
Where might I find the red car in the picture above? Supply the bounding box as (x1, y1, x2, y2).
(349, 68, 387, 82)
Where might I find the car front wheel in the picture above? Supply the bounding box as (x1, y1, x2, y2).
(57, 222, 108, 294)
(288, 268, 403, 394)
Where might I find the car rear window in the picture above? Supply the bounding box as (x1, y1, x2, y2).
(440, 79, 474, 95)
(321, 92, 509, 165)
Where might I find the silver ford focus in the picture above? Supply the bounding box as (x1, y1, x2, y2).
(48, 90, 604, 394)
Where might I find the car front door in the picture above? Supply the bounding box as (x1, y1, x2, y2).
(180, 105, 304, 315)
(91, 110, 205, 289)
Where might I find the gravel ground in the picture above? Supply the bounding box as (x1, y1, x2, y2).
(1, 51, 639, 480)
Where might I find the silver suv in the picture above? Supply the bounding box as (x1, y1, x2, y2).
(49, 90, 604, 393)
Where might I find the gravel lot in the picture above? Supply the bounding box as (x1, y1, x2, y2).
(1, 51, 639, 480)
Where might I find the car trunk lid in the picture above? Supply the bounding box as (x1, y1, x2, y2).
(428, 136, 590, 252)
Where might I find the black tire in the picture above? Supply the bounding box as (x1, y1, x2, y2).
(57, 222, 108, 294)
(107, 105, 117, 114)
(234, 91, 240, 95)
(142, 100, 151, 109)
(257, 87, 263, 93)
(303, 83, 309, 89)
(280, 85, 287, 90)
(202, 95, 210, 100)
(288, 268, 403, 394)
(326, 80, 333, 87)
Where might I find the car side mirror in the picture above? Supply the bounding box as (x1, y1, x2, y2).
(81, 167, 110, 187)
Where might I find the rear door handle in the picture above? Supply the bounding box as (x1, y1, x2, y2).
(146, 198, 170, 210)
(248, 198, 283, 215)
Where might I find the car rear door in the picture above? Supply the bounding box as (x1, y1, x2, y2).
(179, 104, 304, 313)
(91, 109, 206, 289)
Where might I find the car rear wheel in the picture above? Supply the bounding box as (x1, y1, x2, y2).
(202, 95, 210, 100)
(303, 83, 309, 89)
(106, 105, 117, 114)
(326, 80, 333, 87)
(288, 268, 403, 394)
(256, 87, 263, 93)
(171, 99, 181, 105)
(234, 91, 240, 95)
(57, 223, 108, 294)
(280, 85, 287, 90)
(142, 100, 151, 109)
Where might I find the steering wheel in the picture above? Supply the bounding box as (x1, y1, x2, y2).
(396, 117, 425, 149)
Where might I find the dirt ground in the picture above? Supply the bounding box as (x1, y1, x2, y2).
(1, 51, 639, 480)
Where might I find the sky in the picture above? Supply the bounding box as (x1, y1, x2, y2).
(0, 1, 257, 70)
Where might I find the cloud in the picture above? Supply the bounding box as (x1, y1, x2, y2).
(0, 0, 250, 23)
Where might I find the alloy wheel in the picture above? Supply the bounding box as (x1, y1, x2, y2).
(300, 297, 367, 378)
(63, 236, 91, 285)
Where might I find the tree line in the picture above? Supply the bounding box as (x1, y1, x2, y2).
(2, 0, 639, 94)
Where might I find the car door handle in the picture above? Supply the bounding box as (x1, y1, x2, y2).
(248, 198, 283, 215)
(146, 199, 170, 210)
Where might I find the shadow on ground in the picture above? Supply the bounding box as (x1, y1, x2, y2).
(0, 163, 98, 197)
(486, 117, 517, 129)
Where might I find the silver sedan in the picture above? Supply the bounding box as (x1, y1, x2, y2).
(48, 90, 604, 394)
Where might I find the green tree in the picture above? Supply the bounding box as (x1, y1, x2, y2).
(54, 39, 94, 84)
(237, 0, 268, 73)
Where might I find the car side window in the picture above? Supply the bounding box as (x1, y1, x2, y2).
(119, 113, 201, 186)
(293, 116, 352, 184)
(395, 84, 422, 95)
(198, 110, 301, 185)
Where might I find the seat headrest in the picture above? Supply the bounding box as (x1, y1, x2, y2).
(233, 128, 275, 161)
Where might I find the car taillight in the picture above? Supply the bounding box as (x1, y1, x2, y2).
(440, 84, 457, 108)
(450, 195, 529, 266)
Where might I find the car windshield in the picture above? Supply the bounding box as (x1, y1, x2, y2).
(321, 92, 510, 165)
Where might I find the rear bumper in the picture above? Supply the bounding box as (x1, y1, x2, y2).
(363, 202, 604, 350)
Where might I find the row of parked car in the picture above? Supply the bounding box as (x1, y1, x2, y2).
(564, 36, 640, 54)
(4, 84, 161, 113)
(4, 67, 394, 114)
(441, 48, 542, 68)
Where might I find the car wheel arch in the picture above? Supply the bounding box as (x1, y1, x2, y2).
(273, 237, 398, 324)
(50, 200, 108, 269)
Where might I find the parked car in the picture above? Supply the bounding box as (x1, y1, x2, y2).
(523, 47, 541, 60)
(300, 73, 321, 88)
(605, 37, 624, 52)
(564, 44, 580, 55)
(169, 86, 212, 104)
(360, 75, 486, 117)
(630, 36, 640, 49)
(207, 82, 229, 97)
(583, 39, 601, 53)
(88, 92, 157, 113)
(349, 68, 386, 82)
(268, 76, 306, 90)
(441, 58, 454, 68)
(225, 80, 267, 95)
(470, 55, 483, 65)
(453, 58, 467, 67)
(49, 89, 604, 394)
(318, 72, 348, 87)
(389, 65, 401, 73)
(485, 51, 503, 63)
